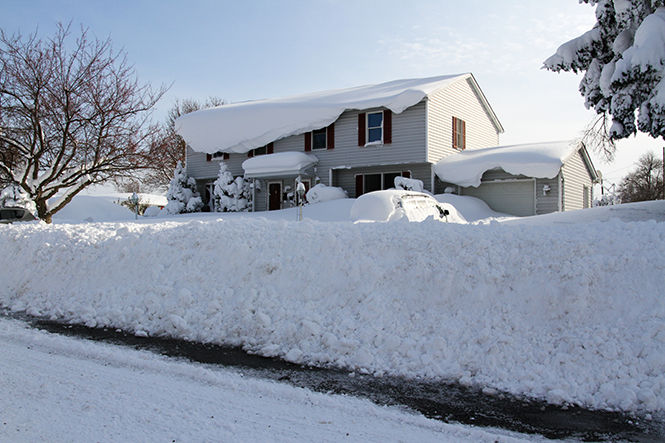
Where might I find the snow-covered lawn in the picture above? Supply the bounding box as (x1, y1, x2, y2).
(0, 317, 531, 442)
(1, 195, 664, 415)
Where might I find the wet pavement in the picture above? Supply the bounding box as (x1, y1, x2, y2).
(6, 312, 664, 441)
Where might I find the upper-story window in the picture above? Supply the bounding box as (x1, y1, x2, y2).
(452, 116, 466, 150)
(367, 111, 383, 143)
(212, 151, 229, 160)
(248, 142, 273, 157)
(312, 128, 327, 150)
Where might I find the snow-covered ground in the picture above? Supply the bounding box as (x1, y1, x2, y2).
(0, 316, 532, 442)
(1, 195, 664, 415)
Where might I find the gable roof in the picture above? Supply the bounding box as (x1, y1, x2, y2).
(176, 73, 501, 154)
(434, 141, 596, 187)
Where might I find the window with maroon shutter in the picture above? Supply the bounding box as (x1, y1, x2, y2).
(383, 110, 392, 144)
(326, 123, 334, 150)
(304, 132, 312, 151)
(358, 113, 366, 146)
(452, 117, 466, 150)
(355, 175, 364, 197)
(267, 142, 274, 154)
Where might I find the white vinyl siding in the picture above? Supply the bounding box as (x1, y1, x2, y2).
(561, 149, 594, 211)
(427, 77, 500, 163)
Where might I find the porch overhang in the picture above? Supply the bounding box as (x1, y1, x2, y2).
(242, 152, 319, 179)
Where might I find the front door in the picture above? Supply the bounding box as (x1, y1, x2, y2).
(268, 182, 281, 211)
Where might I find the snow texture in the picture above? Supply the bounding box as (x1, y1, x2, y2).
(394, 176, 425, 192)
(433, 141, 577, 187)
(176, 74, 469, 154)
(305, 184, 348, 204)
(213, 162, 250, 212)
(2, 198, 664, 413)
(0, 318, 531, 443)
(242, 152, 319, 178)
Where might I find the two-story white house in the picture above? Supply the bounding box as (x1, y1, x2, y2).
(176, 74, 597, 215)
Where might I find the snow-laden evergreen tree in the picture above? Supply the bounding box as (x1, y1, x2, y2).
(164, 161, 203, 214)
(544, 1, 665, 141)
(212, 162, 251, 212)
(0, 183, 37, 215)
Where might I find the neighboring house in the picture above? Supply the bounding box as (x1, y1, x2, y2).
(176, 74, 503, 211)
(433, 141, 599, 216)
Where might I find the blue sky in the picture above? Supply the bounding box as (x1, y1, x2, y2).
(2, 0, 661, 185)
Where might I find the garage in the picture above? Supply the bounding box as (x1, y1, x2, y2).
(461, 179, 535, 216)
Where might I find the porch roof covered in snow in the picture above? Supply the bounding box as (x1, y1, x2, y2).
(242, 152, 319, 179)
(175, 74, 503, 154)
(433, 141, 596, 188)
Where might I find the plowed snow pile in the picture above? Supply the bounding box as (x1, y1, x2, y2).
(1, 214, 664, 413)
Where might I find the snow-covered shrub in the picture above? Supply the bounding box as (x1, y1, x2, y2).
(394, 176, 424, 192)
(143, 206, 162, 217)
(164, 161, 203, 214)
(305, 183, 347, 204)
(213, 162, 251, 212)
(0, 184, 37, 216)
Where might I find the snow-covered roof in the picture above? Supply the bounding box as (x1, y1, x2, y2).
(433, 141, 581, 188)
(242, 152, 319, 178)
(176, 74, 498, 154)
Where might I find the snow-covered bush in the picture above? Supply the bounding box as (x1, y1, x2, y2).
(164, 161, 203, 214)
(394, 176, 424, 192)
(0, 184, 37, 216)
(212, 162, 251, 212)
(305, 183, 347, 204)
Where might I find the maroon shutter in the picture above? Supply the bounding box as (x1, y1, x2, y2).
(206, 153, 212, 162)
(401, 171, 411, 178)
(452, 117, 457, 149)
(223, 153, 230, 160)
(304, 132, 312, 151)
(355, 175, 364, 197)
(267, 142, 274, 154)
(358, 113, 366, 146)
(383, 110, 392, 144)
(326, 123, 335, 150)
(248, 150, 254, 158)
(462, 120, 466, 150)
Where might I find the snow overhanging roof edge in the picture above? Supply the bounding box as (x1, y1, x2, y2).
(175, 74, 496, 154)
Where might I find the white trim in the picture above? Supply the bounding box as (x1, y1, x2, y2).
(424, 98, 430, 163)
(267, 181, 282, 211)
(252, 178, 256, 213)
(533, 178, 537, 215)
(557, 173, 562, 212)
(328, 168, 333, 187)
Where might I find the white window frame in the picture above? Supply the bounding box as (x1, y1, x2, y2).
(358, 171, 411, 194)
(311, 128, 327, 150)
(366, 111, 384, 145)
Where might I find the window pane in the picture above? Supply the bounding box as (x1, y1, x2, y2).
(368, 128, 382, 143)
(383, 172, 400, 190)
(368, 112, 383, 128)
(364, 174, 381, 193)
(254, 146, 267, 156)
(312, 129, 326, 150)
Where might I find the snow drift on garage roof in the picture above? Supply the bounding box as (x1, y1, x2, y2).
(434, 141, 578, 188)
(175, 74, 472, 154)
(242, 152, 319, 178)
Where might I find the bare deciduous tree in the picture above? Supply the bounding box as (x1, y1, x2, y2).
(618, 152, 664, 203)
(0, 24, 166, 222)
(141, 97, 224, 191)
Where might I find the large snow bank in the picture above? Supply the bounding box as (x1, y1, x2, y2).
(51, 195, 135, 223)
(242, 152, 319, 178)
(176, 74, 469, 154)
(2, 204, 664, 413)
(350, 190, 465, 223)
(434, 141, 578, 187)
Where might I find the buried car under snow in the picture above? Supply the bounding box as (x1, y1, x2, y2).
(0, 207, 37, 224)
(350, 190, 465, 223)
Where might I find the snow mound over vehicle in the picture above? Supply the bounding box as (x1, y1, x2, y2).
(350, 190, 465, 223)
(305, 184, 347, 204)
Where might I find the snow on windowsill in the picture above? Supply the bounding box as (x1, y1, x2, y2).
(363, 141, 384, 148)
